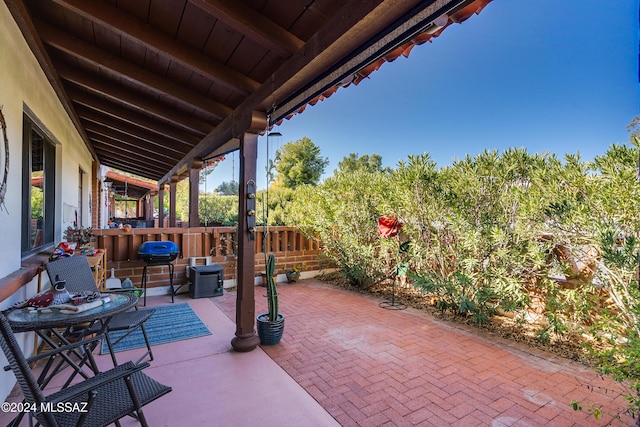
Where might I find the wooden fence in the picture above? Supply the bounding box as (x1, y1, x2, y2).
(93, 226, 326, 289)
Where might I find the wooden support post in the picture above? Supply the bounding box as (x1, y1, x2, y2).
(145, 192, 155, 221)
(189, 159, 203, 227)
(169, 175, 179, 227)
(231, 131, 261, 352)
(158, 185, 165, 228)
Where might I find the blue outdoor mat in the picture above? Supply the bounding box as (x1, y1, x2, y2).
(101, 303, 211, 354)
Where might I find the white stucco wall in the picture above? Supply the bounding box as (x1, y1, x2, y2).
(0, 2, 94, 401)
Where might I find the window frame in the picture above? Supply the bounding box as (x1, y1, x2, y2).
(21, 114, 57, 257)
(78, 167, 85, 227)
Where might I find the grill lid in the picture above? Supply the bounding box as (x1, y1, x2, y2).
(138, 241, 179, 255)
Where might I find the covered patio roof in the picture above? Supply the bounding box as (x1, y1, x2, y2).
(6, 0, 492, 185)
(5, 0, 494, 353)
(104, 170, 157, 200)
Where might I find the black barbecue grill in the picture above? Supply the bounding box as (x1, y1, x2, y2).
(138, 241, 179, 305)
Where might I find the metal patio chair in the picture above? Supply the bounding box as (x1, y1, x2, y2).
(46, 256, 155, 365)
(0, 311, 171, 427)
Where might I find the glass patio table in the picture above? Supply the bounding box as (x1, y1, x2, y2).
(5, 292, 138, 387)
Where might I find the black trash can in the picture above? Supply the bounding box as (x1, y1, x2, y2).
(189, 265, 224, 298)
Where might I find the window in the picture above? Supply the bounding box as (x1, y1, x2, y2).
(78, 167, 85, 227)
(22, 116, 56, 256)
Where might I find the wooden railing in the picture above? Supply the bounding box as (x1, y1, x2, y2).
(93, 226, 325, 288)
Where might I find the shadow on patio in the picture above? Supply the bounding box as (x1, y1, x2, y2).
(2, 279, 632, 426)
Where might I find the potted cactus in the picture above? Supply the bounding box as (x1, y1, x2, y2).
(256, 254, 285, 345)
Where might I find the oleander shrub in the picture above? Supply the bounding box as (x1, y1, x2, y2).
(290, 169, 396, 287)
(199, 194, 238, 226)
(289, 144, 640, 330)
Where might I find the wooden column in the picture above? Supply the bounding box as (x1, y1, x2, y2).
(91, 161, 101, 229)
(189, 159, 203, 227)
(169, 175, 178, 227)
(231, 131, 260, 352)
(158, 185, 165, 228)
(145, 191, 155, 221)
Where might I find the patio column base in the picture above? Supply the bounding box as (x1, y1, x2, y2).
(231, 332, 260, 352)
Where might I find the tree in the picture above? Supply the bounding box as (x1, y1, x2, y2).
(175, 180, 189, 221)
(273, 137, 328, 189)
(216, 180, 238, 196)
(337, 153, 390, 174)
(627, 115, 640, 139)
(199, 155, 225, 184)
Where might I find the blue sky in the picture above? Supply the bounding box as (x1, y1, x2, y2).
(206, 0, 639, 191)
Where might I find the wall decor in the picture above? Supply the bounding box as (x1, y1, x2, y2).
(0, 107, 8, 213)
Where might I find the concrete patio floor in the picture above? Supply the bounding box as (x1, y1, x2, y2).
(1, 278, 633, 426)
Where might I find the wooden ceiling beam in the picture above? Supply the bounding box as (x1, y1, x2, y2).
(189, 0, 304, 57)
(49, 0, 259, 95)
(77, 111, 193, 154)
(76, 107, 196, 154)
(105, 171, 158, 191)
(92, 143, 169, 178)
(35, 19, 234, 120)
(91, 140, 176, 168)
(57, 63, 213, 137)
(69, 91, 200, 146)
(89, 135, 176, 166)
(107, 184, 151, 199)
(94, 152, 165, 181)
(83, 123, 186, 162)
(91, 155, 175, 180)
(88, 136, 175, 175)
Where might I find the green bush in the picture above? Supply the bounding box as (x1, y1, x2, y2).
(289, 169, 395, 287)
(256, 186, 295, 226)
(398, 150, 556, 323)
(199, 194, 238, 226)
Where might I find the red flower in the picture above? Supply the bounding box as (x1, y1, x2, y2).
(378, 215, 402, 238)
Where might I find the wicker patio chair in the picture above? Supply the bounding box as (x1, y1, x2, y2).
(0, 311, 171, 427)
(46, 256, 154, 365)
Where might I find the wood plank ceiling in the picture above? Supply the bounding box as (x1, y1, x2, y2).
(5, 0, 492, 185)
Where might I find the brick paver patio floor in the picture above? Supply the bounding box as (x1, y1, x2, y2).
(214, 279, 632, 426)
